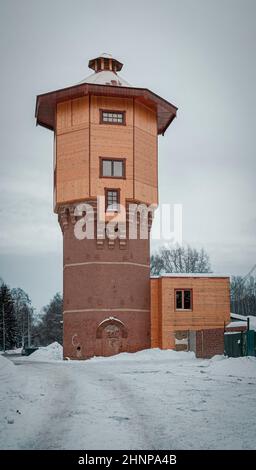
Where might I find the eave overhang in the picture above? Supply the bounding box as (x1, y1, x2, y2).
(35, 83, 177, 135)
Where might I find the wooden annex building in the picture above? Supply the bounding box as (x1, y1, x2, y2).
(36, 53, 230, 359)
(151, 274, 230, 358)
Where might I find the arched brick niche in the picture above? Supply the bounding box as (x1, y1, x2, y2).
(95, 317, 128, 356)
(96, 316, 128, 338)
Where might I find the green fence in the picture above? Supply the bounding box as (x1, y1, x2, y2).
(224, 330, 256, 357)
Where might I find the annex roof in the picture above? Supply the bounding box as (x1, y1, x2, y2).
(151, 273, 230, 279)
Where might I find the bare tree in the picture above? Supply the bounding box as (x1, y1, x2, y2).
(151, 245, 211, 275)
(231, 276, 256, 317)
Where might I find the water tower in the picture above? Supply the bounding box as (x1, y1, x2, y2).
(35, 53, 177, 359)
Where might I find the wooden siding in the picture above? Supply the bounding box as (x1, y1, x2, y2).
(151, 277, 231, 349)
(55, 97, 89, 207)
(55, 95, 158, 210)
(90, 96, 133, 208)
(134, 102, 158, 205)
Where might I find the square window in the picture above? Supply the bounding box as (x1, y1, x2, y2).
(100, 110, 125, 125)
(106, 190, 119, 212)
(175, 289, 192, 310)
(101, 159, 125, 178)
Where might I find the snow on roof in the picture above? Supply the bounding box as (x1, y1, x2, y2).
(151, 273, 230, 279)
(98, 53, 113, 59)
(230, 313, 247, 320)
(226, 321, 247, 328)
(79, 70, 131, 87)
(230, 313, 256, 331)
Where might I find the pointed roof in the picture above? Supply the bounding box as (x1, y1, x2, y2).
(79, 70, 131, 87)
(35, 53, 178, 135)
(80, 53, 130, 87)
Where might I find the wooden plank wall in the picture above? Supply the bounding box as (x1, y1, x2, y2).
(151, 277, 231, 349)
(56, 97, 89, 207)
(134, 102, 158, 205)
(90, 96, 133, 207)
(55, 95, 158, 210)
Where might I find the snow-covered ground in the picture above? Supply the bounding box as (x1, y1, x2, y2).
(0, 345, 256, 450)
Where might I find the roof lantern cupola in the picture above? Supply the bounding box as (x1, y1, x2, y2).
(88, 53, 123, 73)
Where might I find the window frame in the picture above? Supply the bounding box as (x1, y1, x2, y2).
(105, 188, 120, 213)
(99, 109, 126, 126)
(99, 157, 126, 179)
(175, 289, 193, 311)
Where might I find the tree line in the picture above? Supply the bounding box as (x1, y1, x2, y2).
(0, 280, 62, 351)
(1, 245, 255, 350)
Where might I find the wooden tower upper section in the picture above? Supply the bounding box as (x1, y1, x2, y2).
(35, 53, 177, 213)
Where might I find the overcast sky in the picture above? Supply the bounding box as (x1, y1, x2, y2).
(0, 0, 255, 312)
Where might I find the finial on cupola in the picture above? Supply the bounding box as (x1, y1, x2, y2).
(88, 53, 123, 73)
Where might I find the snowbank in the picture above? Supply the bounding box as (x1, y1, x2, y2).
(4, 348, 23, 355)
(89, 348, 196, 363)
(28, 342, 63, 362)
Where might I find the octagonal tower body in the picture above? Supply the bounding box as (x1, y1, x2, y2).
(36, 53, 177, 359)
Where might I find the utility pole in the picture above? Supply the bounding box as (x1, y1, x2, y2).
(27, 307, 31, 348)
(2, 304, 5, 353)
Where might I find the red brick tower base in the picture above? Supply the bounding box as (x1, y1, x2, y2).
(59, 205, 151, 359)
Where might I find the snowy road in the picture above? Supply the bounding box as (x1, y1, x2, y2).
(1, 349, 256, 449)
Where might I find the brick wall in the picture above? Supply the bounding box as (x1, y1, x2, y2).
(191, 328, 224, 358)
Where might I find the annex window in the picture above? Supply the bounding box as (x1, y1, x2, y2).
(175, 289, 192, 310)
(100, 158, 125, 178)
(100, 110, 125, 125)
(105, 189, 120, 212)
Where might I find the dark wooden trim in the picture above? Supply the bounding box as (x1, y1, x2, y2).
(99, 157, 126, 179)
(132, 97, 135, 200)
(36, 119, 54, 131)
(156, 131, 158, 205)
(99, 109, 126, 126)
(174, 288, 193, 312)
(104, 187, 121, 213)
(89, 94, 91, 197)
(54, 102, 57, 207)
(36, 83, 177, 135)
(161, 114, 176, 136)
